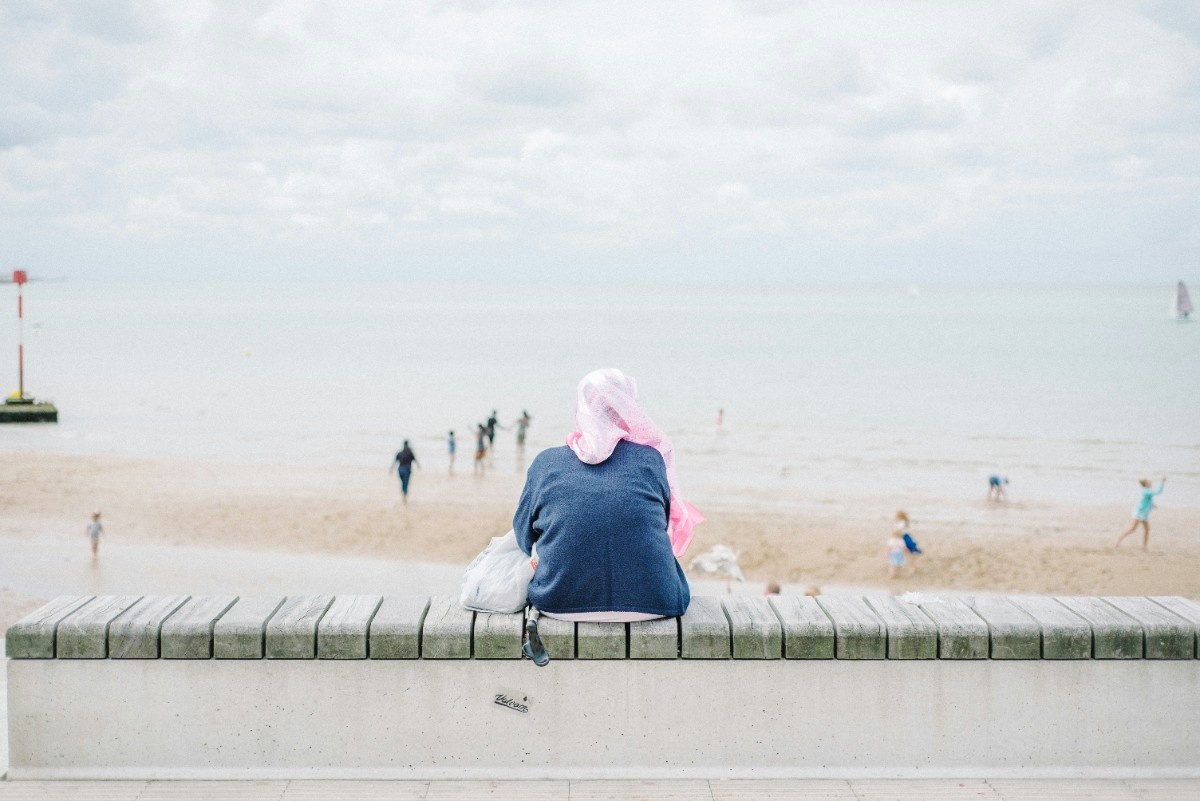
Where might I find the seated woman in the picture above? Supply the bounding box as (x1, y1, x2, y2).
(513, 368, 703, 665)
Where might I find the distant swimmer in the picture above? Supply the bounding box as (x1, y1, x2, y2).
(485, 410, 500, 448)
(514, 410, 532, 451)
(447, 430, 457, 475)
(390, 440, 420, 503)
(474, 424, 488, 475)
(484, 410, 502, 465)
(987, 475, 1009, 502)
(85, 511, 104, 561)
(1114, 477, 1167, 551)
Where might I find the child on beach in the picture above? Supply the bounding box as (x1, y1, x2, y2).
(894, 510, 922, 573)
(1114, 477, 1167, 551)
(887, 528, 908, 579)
(85, 511, 103, 560)
(987, 475, 1009, 502)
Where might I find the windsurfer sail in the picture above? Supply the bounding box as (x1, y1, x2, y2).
(1178, 280, 1194, 320)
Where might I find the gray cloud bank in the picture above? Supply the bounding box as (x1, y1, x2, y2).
(1, 0, 1198, 282)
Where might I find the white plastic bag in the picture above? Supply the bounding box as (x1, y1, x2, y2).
(459, 529, 535, 613)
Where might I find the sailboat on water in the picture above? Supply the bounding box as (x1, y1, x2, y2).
(1177, 280, 1194, 321)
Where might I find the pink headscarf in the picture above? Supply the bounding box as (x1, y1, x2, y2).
(565, 368, 703, 557)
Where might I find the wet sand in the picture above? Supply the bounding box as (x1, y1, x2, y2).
(2, 451, 1198, 627)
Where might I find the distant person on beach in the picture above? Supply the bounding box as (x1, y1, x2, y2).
(515, 368, 701, 666)
(85, 511, 104, 560)
(987, 475, 1009, 502)
(473, 424, 487, 475)
(390, 441, 420, 503)
(763, 580, 781, 596)
(895, 510, 922, 572)
(485, 411, 500, 448)
(447, 431, 456, 474)
(887, 527, 908, 579)
(716, 408, 724, 430)
(1114, 477, 1167, 551)
(513, 410, 532, 451)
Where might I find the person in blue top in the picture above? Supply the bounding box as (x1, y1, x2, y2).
(1114, 476, 1167, 551)
(513, 368, 701, 666)
(987, 475, 1009, 502)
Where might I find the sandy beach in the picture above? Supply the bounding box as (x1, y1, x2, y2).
(2, 450, 1197, 629)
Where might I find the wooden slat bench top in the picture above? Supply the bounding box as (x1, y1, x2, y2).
(8, 593, 1200, 661)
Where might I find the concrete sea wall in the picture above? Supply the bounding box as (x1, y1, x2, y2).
(6, 593, 1200, 779)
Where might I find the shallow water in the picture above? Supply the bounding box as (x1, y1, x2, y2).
(2, 281, 1197, 505)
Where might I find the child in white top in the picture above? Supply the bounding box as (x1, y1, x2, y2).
(86, 511, 103, 560)
(887, 531, 907, 579)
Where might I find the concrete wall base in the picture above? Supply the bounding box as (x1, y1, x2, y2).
(8, 659, 1200, 779)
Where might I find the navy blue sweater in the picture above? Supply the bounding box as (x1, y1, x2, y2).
(513, 441, 691, 617)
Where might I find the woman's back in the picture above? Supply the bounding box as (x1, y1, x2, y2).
(513, 440, 691, 617)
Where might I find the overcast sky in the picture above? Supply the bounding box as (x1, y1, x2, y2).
(1, 1, 1198, 283)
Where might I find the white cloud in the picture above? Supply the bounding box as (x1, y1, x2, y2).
(0, 0, 1198, 282)
(1111, 155, 1149, 180)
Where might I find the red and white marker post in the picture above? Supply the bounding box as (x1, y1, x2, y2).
(13, 270, 27, 399)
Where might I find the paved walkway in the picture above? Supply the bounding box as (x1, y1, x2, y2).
(0, 534, 754, 619)
(0, 535, 468, 603)
(1, 778, 1200, 799)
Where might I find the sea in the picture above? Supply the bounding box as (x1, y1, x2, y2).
(2, 281, 1198, 506)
